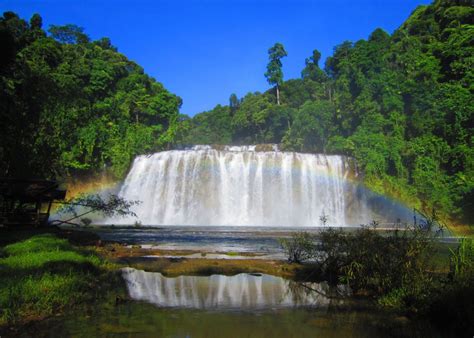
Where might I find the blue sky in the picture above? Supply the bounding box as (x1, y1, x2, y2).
(2, 0, 431, 116)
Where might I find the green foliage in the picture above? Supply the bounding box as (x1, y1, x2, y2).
(344, 229, 432, 296)
(281, 227, 435, 304)
(3, 234, 72, 256)
(231, 92, 274, 142)
(0, 234, 119, 326)
(264, 42, 287, 88)
(0, 12, 181, 179)
(48, 24, 89, 44)
(265, 42, 287, 105)
(449, 238, 474, 280)
(315, 227, 434, 298)
(301, 49, 327, 83)
(182, 105, 233, 145)
(279, 232, 315, 263)
(282, 100, 335, 152)
(281, 227, 473, 332)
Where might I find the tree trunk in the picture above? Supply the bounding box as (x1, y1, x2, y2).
(276, 85, 280, 105)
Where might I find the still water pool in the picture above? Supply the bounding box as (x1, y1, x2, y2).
(19, 299, 443, 338)
(17, 270, 447, 338)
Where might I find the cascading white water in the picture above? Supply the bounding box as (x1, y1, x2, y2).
(121, 268, 345, 309)
(112, 145, 377, 226)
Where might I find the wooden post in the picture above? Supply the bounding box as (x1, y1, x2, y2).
(36, 201, 41, 227)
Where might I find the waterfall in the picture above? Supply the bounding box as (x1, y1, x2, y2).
(111, 145, 404, 227)
(121, 268, 344, 309)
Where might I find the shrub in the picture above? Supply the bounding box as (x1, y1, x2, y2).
(349, 228, 432, 294)
(283, 227, 472, 333)
(280, 232, 315, 263)
(317, 228, 348, 282)
(282, 227, 434, 294)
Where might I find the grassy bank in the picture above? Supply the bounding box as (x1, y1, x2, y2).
(0, 231, 124, 329)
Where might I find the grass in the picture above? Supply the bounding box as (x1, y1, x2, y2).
(0, 232, 123, 327)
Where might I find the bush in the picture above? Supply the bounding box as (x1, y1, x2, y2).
(344, 228, 433, 296)
(320, 229, 474, 333)
(282, 227, 472, 333)
(285, 227, 435, 304)
(279, 232, 315, 263)
(317, 228, 348, 282)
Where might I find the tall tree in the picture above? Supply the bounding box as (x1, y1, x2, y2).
(264, 43, 287, 105)
(229, 93, 239, 115)
(301, 49, 327, 82)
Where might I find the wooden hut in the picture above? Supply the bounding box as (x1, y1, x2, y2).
(0, 178, 66, 227)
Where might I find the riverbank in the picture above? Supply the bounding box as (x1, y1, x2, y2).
(0, 228, 125, 335)
(0, 227, 307, 333)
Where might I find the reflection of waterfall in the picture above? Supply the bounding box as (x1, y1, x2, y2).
(111, 145, 413, 226)
(121, 268, 340, 309)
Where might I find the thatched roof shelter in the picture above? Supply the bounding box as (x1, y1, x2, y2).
(0, 178, 66, 227)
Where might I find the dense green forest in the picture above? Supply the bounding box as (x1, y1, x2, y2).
(0, 0, 472, 226)
(0, 12, 183, 179)
(181, 0, 473, 225)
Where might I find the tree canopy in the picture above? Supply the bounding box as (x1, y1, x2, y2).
(0, 12, 182, 179)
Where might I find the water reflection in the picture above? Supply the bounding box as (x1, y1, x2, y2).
(122, 268, 347, 309)
(14, 270, 443, 338)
